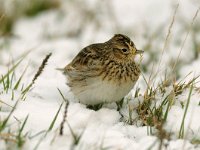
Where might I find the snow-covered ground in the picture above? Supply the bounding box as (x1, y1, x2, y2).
(0, 0, 200, 150)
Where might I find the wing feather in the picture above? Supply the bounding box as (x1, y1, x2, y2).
(64, 44, 103, 81)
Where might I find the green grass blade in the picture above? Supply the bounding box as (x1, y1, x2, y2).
(0, 58, 24, 84)
(1, 75, 6, 90)
(34, 103, 63, 150)
(0, 100, 18, 132)
(17, 115, 29, 147)
(10, 71, 15, 89)
(57, 88, 68, 102)
(14, 65, 28, 90)
(48, 103, 63, 131)
(164, 98, 171, 122)
(19, 115, 29, 134)
(178, 84, 193, 138)
(6, 69, 10, 92)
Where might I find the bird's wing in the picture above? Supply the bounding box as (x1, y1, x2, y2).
(64, 45, 103, 79)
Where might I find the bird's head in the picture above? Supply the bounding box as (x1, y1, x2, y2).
(107, 34, 143, 62)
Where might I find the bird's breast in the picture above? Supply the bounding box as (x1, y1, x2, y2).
(100, 60, 140, 83)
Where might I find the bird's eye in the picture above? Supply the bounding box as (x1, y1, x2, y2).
(121, 48, 128, 53)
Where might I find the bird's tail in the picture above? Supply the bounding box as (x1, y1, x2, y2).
(55, 68, 65, 71)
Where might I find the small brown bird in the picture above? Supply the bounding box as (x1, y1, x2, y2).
(63, 34, 143, 106)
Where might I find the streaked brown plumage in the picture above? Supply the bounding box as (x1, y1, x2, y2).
(63, 34, 143, 105)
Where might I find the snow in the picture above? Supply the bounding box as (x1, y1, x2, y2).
(1, 0, 200, 150)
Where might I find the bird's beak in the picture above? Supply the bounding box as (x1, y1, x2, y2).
(135, 49, 144, 54)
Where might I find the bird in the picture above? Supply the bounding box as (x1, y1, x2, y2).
(63, 34, 143, 107)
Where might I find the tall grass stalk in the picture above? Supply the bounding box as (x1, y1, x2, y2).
(178, 84, 193, 138)
(153, 3, 179, 81)
(22, 53, 52, 96)
(172, 7, 200, 72)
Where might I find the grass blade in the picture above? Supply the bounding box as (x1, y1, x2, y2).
(0, 58, 24, 84)
(178, 84, 193, 138)
(14, 64, 29, 90)
(34, 103, 63, 150)
(48, 102, 63, 132)
(0, 100, 19, 132)
(22, 53, 52, 95)
(17, 115, 29, 147)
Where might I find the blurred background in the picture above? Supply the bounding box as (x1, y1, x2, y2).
(1, 1, 200, 149)
(0, 0, 200, 85)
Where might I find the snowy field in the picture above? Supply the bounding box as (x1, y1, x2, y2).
(0, 0, 200, 149)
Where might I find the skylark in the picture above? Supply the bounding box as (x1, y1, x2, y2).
(63, 34, 143, 106)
